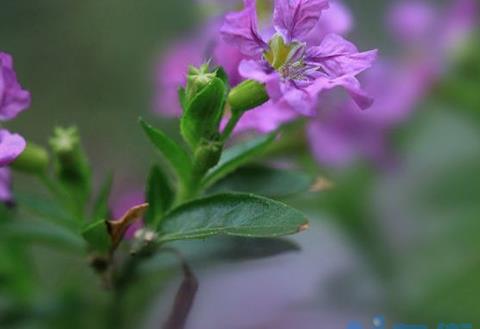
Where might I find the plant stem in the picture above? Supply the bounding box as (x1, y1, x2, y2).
(221, 111, 242, 142)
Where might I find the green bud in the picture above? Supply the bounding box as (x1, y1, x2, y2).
(11, 143, 49, 174)
(185, 63, 217, 102)
(49, 126, 91, 197)
(193, 139, 223, 175)
(227, 79, 269, 113)
(181, 63, 228, 150)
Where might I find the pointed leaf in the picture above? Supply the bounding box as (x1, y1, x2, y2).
(92, 172, 113, 221)
(202, 133, 276, 188)
(2, 220, 85, 252)
(178, 87, 187, 111)
(145, 165, 174, 228)
(140, 119, 192, 184)
(82, 220, 111, 253)
(209, 164, 314, 197)
(158, 193, 308, 243)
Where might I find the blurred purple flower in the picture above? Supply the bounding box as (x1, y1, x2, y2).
(154, 41, 204, 116)
(221, 0, 377, 116)
(0, 51, 30, 203)
(388, 1, 436, 44)
(388, 0, 478, 58)
(309, 0, 477, 168)
(0, 52, 31, 121)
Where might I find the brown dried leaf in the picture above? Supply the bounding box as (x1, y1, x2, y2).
(107, 203, 149, 250)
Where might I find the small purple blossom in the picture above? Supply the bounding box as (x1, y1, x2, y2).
(0, 51, 31, 203)
(0, 52, 31, 121)
(0, 129, 27, 167)
(220, 0, 377, 116)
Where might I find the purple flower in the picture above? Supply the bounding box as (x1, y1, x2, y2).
(0, 129, 26, 167)
(0, 52, 31, 121)
(388, 1, 436, 43)
(308, 0, 477, 169)
(154, 1, 357, 134)
(0, 51, 31, 203)
(220, 0, 377, 116)
(388, 0, 478, 56)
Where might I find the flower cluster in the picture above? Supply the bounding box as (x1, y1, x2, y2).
(154, 0, 476, 169)
(0, 52, 31, 203)
(155, 0, 373, 133)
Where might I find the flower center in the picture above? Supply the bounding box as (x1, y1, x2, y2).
(264, 35, 307, 81)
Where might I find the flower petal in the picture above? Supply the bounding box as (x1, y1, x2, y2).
(307, 75, 373, 110)
(280, 83, 317, 116)
(305, 0, 354, 45)
(306, 34, 378, 77)
(238, 59, 284, 101)
(0, 129, 26, 166)
(232, 101, 299, 133)
(273, 0, 329, 42)
(221, 0, 268, 57)
(0, 52, 31, 122)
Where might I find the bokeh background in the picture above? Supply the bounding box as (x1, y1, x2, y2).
(1, 0, 479, 328)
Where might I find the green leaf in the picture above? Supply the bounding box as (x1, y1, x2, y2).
(202, 133, 276, 188)
(180, 77, 227, 149)
(140, 118, 192, 184)
(1, 220, 85, 252)
(92, 172, 113, 221)
(215, 67, 229, 86)
(145, 165, 174, 228)
(158, 193, 308, 243)
(81, 220, 110, 253)
(178, 87, 187, 111)
(16, 193, 77, 230)
(209, 164, 314, 197)
(201, 237, 300, 261)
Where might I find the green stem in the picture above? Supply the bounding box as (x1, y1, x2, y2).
(221, 111, 242, 142)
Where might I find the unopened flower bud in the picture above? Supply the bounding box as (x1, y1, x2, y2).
(185, 63, 216, 102)
(11, 143, 49, 174)
(49, 126, 91, 195)
(180, 64, 228, 150)
(227, 79, 269, 113)
(193, 139, 223, 175)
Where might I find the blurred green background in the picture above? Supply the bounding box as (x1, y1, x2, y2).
(1, 0, 480, 328)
